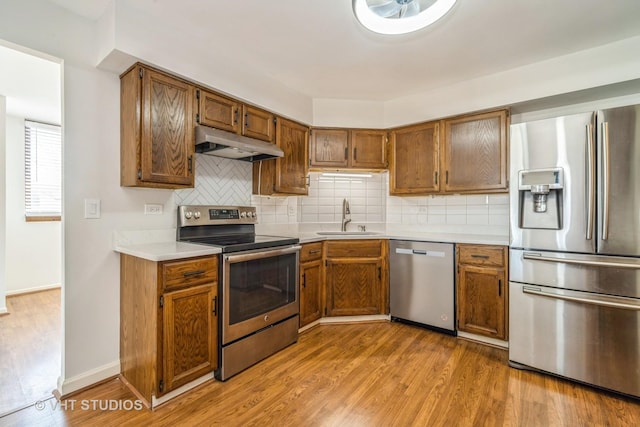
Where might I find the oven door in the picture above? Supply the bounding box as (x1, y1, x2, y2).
(222, 245, 300, 345)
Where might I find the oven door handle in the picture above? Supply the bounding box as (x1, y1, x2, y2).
(224, 245, 302, 263)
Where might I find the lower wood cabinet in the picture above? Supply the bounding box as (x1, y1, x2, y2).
(299, 242, 323, 327)
(456, 244, 508, 340)
(324, 240, 388, 316)
(120, 254, 218, 406)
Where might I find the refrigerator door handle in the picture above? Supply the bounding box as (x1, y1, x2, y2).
(586, 123, 595, 240)
(522, 286, 640, 311)
(602, 121, 610, 240)
(523, 252, 640, 269)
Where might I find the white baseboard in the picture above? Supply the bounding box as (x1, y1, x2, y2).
(151, 373, 214, 408)
(457, 331, 509, 349)
(57, 360, 121, 397)
(300, 314, 391, 333)
(6, 283, 61, 296)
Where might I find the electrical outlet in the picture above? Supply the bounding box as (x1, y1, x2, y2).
(144, 204, 163, 215)
(287, 205, 296, 216)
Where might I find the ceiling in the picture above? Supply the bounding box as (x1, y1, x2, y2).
(46, 0, 640, 103)
(4, 0, 640, 125)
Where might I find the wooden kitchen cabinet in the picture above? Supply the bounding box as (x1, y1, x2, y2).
(120, 63, 195, 189)
(120, 254, 218, 406)
(252, 117, 309, 195)
(299, 242, 323, 327)
(456, 244, 508, 340)
(324, 240, 388, 316)
(309, 128, 387, 170)
(196, 88, 274, 142)
(389, 121, 440, 194)
(442, 109, 508, 193)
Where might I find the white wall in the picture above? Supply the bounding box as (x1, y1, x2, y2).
(5, 115, 61, 294)
(0, 0, 176, 394)
(0, 95, 7, 313)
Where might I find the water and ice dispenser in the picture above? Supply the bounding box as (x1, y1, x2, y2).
(518, 168, 564, 229)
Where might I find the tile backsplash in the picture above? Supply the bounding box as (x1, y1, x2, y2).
(174, 154, 252, 206)
(177, 159, 509, 234)
(386, 193, 509, 227)
(299, 172, 387, 223)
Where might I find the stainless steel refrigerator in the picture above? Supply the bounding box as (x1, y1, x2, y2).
(509, 105, 640, 399)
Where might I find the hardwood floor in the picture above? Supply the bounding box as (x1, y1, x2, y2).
(0, 289, 61, 417)
(2, 321, 639, 426)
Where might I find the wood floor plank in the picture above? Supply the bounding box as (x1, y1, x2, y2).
(1, 321, 639, 426)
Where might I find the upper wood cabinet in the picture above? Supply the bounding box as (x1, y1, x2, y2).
(442, 110, 508, 193)
(389, 121, 439, 195)
(310, 128, 387, 170)
(196, 89, 274, 142)
(121, 64, 195, 189)
(197, 90, 240, 133)
(389, 109, 508, 195)
(252, 117, 309, 195)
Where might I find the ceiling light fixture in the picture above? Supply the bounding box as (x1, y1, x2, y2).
(321, 172, 374, 178)
(353, 0, 457, 35)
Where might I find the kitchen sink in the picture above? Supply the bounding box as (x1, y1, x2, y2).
(316, 231, 381, 236)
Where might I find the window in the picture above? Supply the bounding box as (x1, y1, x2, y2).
(25, 120, 62, 221)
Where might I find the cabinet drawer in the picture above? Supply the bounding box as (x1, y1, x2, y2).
(300, 242, 323, 262)
(458, 245, 505, 267)
(326, 240, 383, 258)
(162, 256, 218, 291)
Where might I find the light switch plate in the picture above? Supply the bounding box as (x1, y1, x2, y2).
(84, 198, 101, 219)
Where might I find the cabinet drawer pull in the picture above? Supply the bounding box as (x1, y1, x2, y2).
(308, 249, 321, 255)
(183, 270, 206, 277)
(344, 147, 348, 160)
(471, 254, 490, 259)
(212, 296, 217, 316)
(498, 279, 502, 297)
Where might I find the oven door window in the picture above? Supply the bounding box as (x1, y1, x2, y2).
(228, 252, 297, 325)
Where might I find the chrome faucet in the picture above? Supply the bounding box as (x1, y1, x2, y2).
(341, 199, 351, 231)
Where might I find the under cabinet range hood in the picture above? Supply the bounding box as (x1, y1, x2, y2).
(195, 125, 283, 162)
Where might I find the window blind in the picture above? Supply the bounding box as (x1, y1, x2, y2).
(25, 120, 62, 218)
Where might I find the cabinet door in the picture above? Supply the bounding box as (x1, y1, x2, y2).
(275, 117, 309, 195)
(140, 68, 194, 187)
(300, 259, 323, 327)
(443, 110, 508, 193)
(457, 265, 506, 339)
(161, 284, 217, 394)
(197, 89, 240, 133)
(310, 129, 349, 168)
(325, 258, 382, 316)
(350, 130, 387, 169)
(242, 105, 274, 142)
(389, 121, 439, 194)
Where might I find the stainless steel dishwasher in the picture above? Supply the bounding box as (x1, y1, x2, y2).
(389, 240, 455, 335)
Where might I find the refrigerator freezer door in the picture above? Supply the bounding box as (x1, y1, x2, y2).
(597, 106, 640, 256)
(510, 112, 595, 253)
(510, 248, 640, 299)
(509, 281, 640, 398)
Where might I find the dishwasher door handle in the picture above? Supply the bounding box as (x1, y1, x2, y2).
(395, 248, 445, 257)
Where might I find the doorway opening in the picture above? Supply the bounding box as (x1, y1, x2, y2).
(0, 40, 63, 417)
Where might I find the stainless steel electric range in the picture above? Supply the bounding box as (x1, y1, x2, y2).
(177, 205, 300, 381)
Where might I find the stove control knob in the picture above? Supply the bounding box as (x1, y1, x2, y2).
(250, 212, 257, 218)
(185, 211, 193, 219)
(194, 211, 201, 219)
(240, 211, 247, 218)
